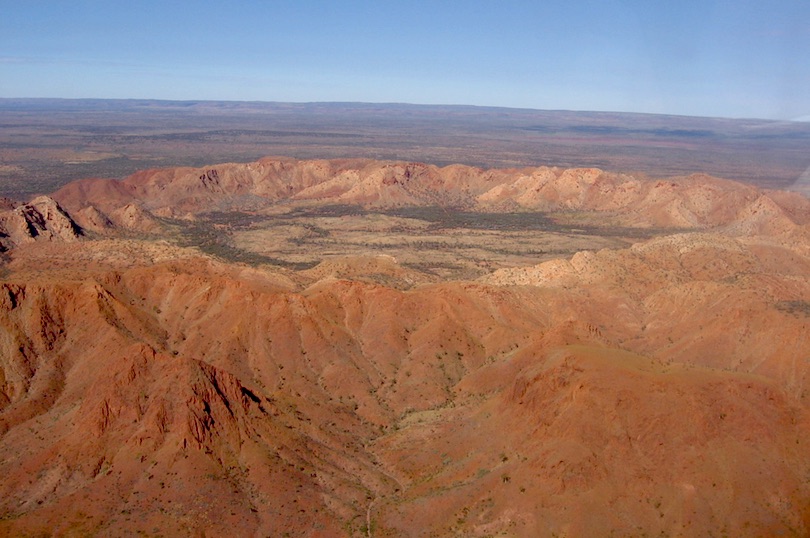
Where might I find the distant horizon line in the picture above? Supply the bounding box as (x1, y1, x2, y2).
(1, 96, 806, 124)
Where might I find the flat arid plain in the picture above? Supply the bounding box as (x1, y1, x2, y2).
(0, 100, 809, 537)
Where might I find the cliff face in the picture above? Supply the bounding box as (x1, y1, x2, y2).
(0, 196, 82, 250)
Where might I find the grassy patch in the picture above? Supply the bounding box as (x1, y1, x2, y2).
(775, 300, 810, 317)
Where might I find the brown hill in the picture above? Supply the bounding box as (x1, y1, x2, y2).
(0, 196, 82, 250)
(0, 232, 808, 536)
(1, 157, 809, 536)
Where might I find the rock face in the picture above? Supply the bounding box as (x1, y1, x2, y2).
(0, 157, 809, 536)
(0, 196, 82, 250)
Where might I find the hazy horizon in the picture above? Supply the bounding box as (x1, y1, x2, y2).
(4, 96, 810, 124)
(2, 1, 809, 121)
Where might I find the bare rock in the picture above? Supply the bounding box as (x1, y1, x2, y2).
(0, 195, 82, 249)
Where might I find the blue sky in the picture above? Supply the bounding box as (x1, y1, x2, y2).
(1, 0, 808, 120)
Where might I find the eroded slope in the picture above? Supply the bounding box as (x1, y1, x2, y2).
(0, 232, 807, 536)
(0, 158, 808, 536)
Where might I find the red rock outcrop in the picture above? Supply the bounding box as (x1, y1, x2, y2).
(0, 196, 82, 250)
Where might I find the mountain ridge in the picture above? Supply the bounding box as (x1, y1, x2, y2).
(49, 157, 810, 234)
(0, 156, 808, 536)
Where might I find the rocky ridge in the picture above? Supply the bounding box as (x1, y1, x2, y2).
(52, 157, 810, 233)
(0, 158, 808, 536)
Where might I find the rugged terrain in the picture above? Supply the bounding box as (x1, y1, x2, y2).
(0, 157, 808, 537)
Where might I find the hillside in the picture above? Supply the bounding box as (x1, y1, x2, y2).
(0, 158, 808, 537)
